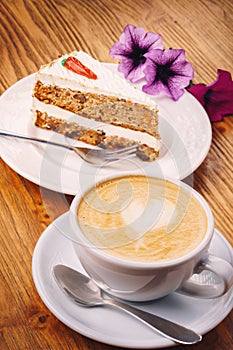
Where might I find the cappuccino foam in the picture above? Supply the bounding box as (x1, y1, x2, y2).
(77, 175, 207, 262)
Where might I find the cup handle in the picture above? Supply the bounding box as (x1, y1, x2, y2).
(178, 255, 233, 298)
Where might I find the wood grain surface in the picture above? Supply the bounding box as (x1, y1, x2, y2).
(0, 1, 232, 349)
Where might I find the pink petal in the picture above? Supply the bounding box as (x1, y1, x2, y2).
(209, 69, 233, 91)
(188, 70, 233, 122)
(206, 95, 233, 121)
(187, 84, 208, 106)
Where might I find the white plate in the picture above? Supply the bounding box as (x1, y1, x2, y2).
(0, 64, 212, 194)
(32, 212, 233, 349)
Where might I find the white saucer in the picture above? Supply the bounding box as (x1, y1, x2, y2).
(0, 64, 212, 194)
(32, 213, 233, 349)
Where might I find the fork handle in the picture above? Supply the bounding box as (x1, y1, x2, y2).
(0, 131, 73, 151)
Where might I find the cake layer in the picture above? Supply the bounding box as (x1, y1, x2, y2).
(35, 111, 159, 161)
(33, 81, 159, 139)
(33, 99, 160, 150)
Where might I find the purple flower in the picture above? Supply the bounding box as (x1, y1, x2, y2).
(187, 69, 233, 122)
(142, 49, 194, 101)
(109, 24, 163, 83)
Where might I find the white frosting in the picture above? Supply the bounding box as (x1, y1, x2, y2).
(37, 51, 157, 108)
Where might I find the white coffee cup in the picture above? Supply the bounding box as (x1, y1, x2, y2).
(69, 174, 233, 302)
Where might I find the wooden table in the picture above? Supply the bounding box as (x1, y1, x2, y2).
(0, 1, 232, 349)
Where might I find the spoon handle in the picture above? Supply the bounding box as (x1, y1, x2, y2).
(104, 299, 201, 345)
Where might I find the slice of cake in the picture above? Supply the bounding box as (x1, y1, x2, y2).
(32, 51, 160, 161)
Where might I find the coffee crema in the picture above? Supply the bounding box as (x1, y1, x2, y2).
(77, 175, 207, 262)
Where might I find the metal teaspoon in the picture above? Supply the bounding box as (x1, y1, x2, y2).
(53, 264, 202, 345)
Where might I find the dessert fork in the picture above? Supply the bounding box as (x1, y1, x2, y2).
(0, 131, 137, 165)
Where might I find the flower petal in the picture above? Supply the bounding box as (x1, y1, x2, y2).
(109, 42, 132, 59)
(167, 77, 186, 101)
(187, 84, 208, 106)
(171, 57, 194, 80)
(109, 24, 163, 82)
(118, 58, 146, 82)
(209, 69, 233, 91)
(140, 31, 163, 51)
(206, 92, 233, 121)
(188, 69, 233, 122)
(143, 79, 170, 96)
(143, 49, 194, 100)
